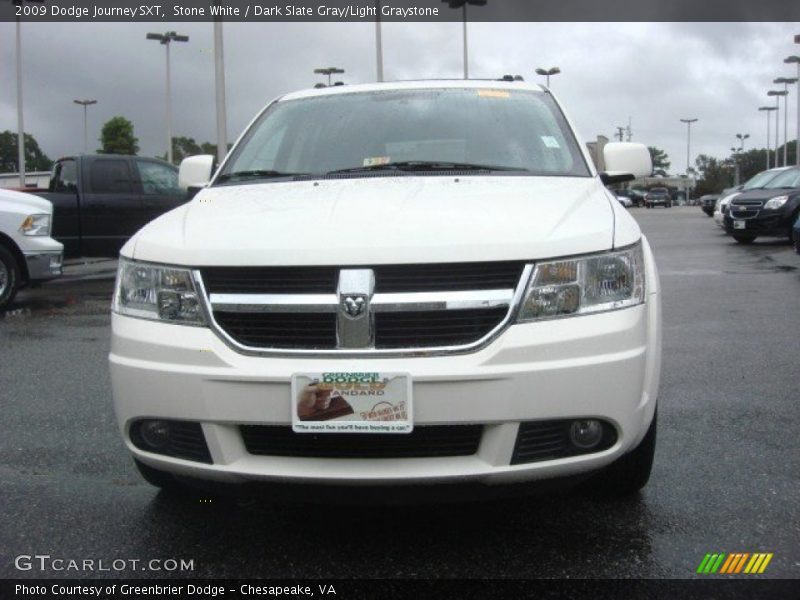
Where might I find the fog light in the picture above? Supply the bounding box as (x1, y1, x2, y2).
(569, 419, 603, 449)
(140, 420, 170, 449)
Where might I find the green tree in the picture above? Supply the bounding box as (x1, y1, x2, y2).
(160, 137, 232, 164)
(694, 154, 735, 196)
(647, 146, 671, 177)
(98, 116, 139, 155)
(0, 130, 53, 173)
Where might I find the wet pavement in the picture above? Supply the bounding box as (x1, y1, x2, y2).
(0, 207, 798, 579)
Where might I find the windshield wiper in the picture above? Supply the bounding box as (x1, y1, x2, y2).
(326, 161, 529, 175)
(215, 169, 308, 183)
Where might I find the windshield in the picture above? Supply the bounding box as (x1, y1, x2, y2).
(762, 168, 800, 189)
(741, 169, 786, 190)
(217, 87, 590, 183)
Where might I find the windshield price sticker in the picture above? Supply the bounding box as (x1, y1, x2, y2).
(291, 372, 412, 434)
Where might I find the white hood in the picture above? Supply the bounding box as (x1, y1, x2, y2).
(0, 188, 53, 215)
(129, 176, 618, 266)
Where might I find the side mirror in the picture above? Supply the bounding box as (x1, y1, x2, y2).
(178, 155, 215, 191)
(601, 143, 652, 185)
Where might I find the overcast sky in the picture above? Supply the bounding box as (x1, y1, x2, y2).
(1, 21, 798, 173)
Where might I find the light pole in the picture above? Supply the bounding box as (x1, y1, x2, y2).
(535, 67, 561, 88)
(73, 99, 97, 155)
(15, 18, 25, 188)
(680, 118, 698, 175)
(213, 21, 228, 165)
(759, 106, 776, 169)
(733, 133, 749, 186)
(375, 1, 383, 82)
(146, 31, 190, 165)
(784, 55, 800, 166)
(767, 90, 787, 166)
(441, 0, 487, 79)
(313, 67, 345, 86)
(774, 77, 797, 167)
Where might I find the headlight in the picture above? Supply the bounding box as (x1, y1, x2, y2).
(19, 214, 51, 236)
(112, 258, 205, 325)
(764, 195, 788, 210)
(518, 243, 645, 322)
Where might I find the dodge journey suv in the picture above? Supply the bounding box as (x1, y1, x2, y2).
(110, 80, 660, 499)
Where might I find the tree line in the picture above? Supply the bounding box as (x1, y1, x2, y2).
(0, 116, 224, 173)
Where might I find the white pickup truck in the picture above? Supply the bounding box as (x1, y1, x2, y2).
(0, 188, 63, 309)
(110, 80, 661, 499)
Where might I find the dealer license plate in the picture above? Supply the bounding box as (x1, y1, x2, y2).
(291, 372, 412, 434)
(734, 220, 746, 230)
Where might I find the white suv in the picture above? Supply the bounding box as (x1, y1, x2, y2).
(110, 80, 660, 498)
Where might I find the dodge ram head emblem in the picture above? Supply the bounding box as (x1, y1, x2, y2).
(342, 295, 366, 318)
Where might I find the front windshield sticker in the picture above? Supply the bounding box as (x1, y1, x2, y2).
(541, 135, 561, 148)
(363, 156, 392, 167)
(477, 89, 510, 98)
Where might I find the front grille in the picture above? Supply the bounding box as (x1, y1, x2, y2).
(202, 266, 337, 294)
(130, 420, 212, 464)
(730, 200, 763, 220)
(511, 419, 617, 465)
(373, 262, 524, 292)
(214, 311, 337, 349)
(240, 425, 483, 458)
(374, 308, 508, 349)
(202, 261, 525, 352)
(202, 261, 524, 294)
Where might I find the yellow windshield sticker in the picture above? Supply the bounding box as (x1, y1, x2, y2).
(477, 89, 510, 98)
(363, 156, 391, 167)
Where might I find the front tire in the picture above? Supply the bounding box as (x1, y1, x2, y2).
(0, 245, 21, 311)
(581, 410, 657, 497)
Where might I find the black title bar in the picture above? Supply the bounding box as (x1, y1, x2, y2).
(2, 0, 800, 22)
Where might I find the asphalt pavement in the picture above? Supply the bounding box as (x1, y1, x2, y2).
(1, 207, 798, 580)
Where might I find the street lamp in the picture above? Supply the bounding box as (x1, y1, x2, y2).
(535, 67, 561, 88)
(213, 21, 228, 165)
(759, 106, 777, 169)
(15, 18, 25, 188)
(313, 67, 345, 86)
(680, 118, 698, 176)
(146, 31, 190, 165)
(440, 0, 487, 79)
(774, 77, 797, 167)
(733, 133, 749, 186)
(73, 99, 97, 155)
(783, 56, 800, 167)
(375, 1, 383, 82)
(767, 90, 787, 166)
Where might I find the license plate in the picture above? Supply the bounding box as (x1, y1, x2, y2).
(291, 372, 412, 434)
(734, 220, 746, 230)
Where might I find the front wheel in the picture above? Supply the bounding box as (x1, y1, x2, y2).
(581, 410, 657, 497)
(0, 245, 21, 311)
(794, 235, 800, 255)
(733, 235, 756, 244)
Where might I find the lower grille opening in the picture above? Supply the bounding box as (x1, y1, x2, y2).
(240, 424, 483, 458)
(511, 419, 617, 465)
(130, 419, 212, 464)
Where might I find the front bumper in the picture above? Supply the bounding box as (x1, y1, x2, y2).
(110, 265, 661, 488)
(724, 213, 793, 237)
(22, 237, 63, 282)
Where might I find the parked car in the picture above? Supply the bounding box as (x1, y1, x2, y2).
(713, 167, 792, 230)
(616, 194, 633, 208)
(34, 155, 186, 257)
(699, 194, 718, 217)
(723, 167, 800, 244)
(644, 187, 671, 208)
(0, 188, 63, 309)
(110, 80, 660, 499)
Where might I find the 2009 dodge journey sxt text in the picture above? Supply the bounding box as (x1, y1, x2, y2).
(109, 80, 661, 498)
